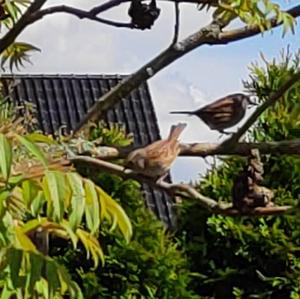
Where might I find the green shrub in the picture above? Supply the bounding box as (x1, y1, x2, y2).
(176, 49, 300, 299)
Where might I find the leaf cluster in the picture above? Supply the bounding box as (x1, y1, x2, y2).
(200, 0, 295, 35)
(0, 106, 132, 298)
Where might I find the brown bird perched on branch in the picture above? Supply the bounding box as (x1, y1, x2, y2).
(170, 93, 255, 134)
(125, 123, 186, 180)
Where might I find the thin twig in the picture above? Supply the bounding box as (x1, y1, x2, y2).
(31, 5, 133, 28)
(171, 0, 180, 45)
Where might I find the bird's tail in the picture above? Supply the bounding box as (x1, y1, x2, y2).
(168, 123, 187, 141)
(169, 111, 194, 115)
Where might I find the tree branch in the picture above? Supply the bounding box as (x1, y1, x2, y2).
(0, 0, 47, 54)
(171, 0, 180, 45)
(221, 71, 300, 148)
(31, 5, 134, 29)
(74, 139, 300, 160)
(69, 155, 292, 216)
(73, 4, 300, 133)
(89, 0, 216, 16)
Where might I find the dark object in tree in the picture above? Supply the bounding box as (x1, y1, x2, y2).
(170, 93, 255, 134)
(128, 0, 161, 30)
(232, 149, 274, 212)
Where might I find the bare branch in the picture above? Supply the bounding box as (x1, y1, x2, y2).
(179, 139, 300, 157)
(75, 139, 300, 160)
(221, 71, 300, 148)
(73, 4, 300, 133)
(89, 0, 127, 16)
(171, 0, 180, 45)
(217, 205, 292, 216)
(31, 5, 133, 29)
(69, 154, 222, 210)
(69, 155, 292, 216)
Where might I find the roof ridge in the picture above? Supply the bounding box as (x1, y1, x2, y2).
(0, 74, 129, 79)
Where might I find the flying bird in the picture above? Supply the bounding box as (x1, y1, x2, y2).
(170, 93, 255, 134)
(125, 123, 186, 180)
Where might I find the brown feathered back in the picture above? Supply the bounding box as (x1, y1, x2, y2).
(125, 123, 187, 178)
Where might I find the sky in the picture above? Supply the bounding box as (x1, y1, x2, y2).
(6, 0, 300, 182)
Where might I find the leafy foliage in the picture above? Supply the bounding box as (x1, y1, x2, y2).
(0, 0, 39, 71)
(0, 102, 132, 298)
(199, 0, 295, 34)
(57, 175, 198, 299)
(89, 122, 134, 147)
(0, 42, 40, 71)
(176, 49, 300, 298)
(56, 122, 198, 299)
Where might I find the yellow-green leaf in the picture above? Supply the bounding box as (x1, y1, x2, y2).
(84, 179, 100, 234)
(0, 190, 9, 219)
(22, 180, 40, 208)
(14, 226, 36, 252)
(21, 218, 47, 234)
(76, 228, 104, 268)
(30, 191, 45, 217)
(60, 220, 78, 249)
(97, 187, 132, 243)
(17, 135, 48, 167)
(67, 173, 85, 230)
(43, 171, 65, 222)
(0, 134, 12, 181)
(25, 133, 57, 145)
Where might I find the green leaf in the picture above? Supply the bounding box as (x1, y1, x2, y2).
(45, 260, 60, 298)
(0, 284, 15, 299)
(7, 249, 22, 288)
(4, 0, 17, 20)
(0, 134, 12, 181)
(21, 218, 47, 234)
(1, 42, 40, 71)
(14, 226, 36, 252)
(8, 174, 24, 186)
(25, 133, 57, 145)
(0, 190, 9, 219)
(17, 135, 48, 167)
(22, 180, 40, 208)
(28, 253, 43, 294)
(76, 228, 104, 268)
(97, 186, 132, 243)
(60, 220, 78, 249)
(30, 191, 45, 217)
(43, 171, 65, 222)
(67, 173, 85, 230)
(84, 179, 100, 234)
